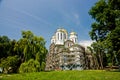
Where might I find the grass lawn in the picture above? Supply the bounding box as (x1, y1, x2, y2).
(0, 70, 120, 80)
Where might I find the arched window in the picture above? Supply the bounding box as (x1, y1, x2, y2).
(68, 43, 69, 47)
(64, 34, 66, 39)
(75, 38, 77, 43)
(61, 33, 62, 40)
(58, 33, 59, 40)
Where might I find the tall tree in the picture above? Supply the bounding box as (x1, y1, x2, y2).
(14, 31, 47, 61)
(0, 36, 11, 59)
(89, 0, 120, 67)
(14, 30, 48, 71)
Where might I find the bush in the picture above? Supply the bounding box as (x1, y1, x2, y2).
(19, 59, 40, 73)
(41, 62, 46, 71)
(0, 55, 20, 73)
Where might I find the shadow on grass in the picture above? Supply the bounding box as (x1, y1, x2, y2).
(106, 69, 120, 72)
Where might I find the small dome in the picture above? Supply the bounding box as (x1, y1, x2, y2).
(62, 29, 68, 34)
(51, 35, 55, 39)
(70, 31, 77, 35)
(57, 28, 62, 32)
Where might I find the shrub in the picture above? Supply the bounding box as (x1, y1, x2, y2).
(0, 55, 20, 73)
(41, 62, 45, 71)
(19, 59, 40, 73)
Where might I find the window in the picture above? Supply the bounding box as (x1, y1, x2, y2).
(61, 33, 62, 40)
(75, 38, 77, 43)
(58, 33, 59, 40)
(64, 34, 66, 39)
(68, 43, 70, 47)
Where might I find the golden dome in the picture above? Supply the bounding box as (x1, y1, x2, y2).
(70, 31, 77, 35)
(57, 28, 62, 32)
(51, 35, 56, 39)
(56, 28, 68, 34)
(61, 28, 68, 34)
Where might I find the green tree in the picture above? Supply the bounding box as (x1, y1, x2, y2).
(87, 46, 99, 69)
(104, 27, 120, 66)
(19, 59, 40, 73)
(89, 0, 120, 68)
(0, 36, 10, 58)
(0, 55, 20, 73)
(14, 30, 48, 71)
(0, 36, 18, 59)
(14, 31, 47, 61)
(90, 42, 107, 69)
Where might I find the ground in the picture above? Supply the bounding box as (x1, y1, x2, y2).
(0, 70, 120, 80)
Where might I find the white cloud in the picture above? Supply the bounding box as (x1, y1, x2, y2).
(73, 13, 81, 26)
(9, 7, 52, 27)
(79, 40, 94, 48)
(74, 13, 79, 19)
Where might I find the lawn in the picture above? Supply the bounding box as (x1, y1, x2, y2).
(0, 70, 120, 80)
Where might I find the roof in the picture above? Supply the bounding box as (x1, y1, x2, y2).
(70, 31, 77, 35)
(56, 28, 68, 34)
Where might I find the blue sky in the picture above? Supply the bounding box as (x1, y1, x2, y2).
(0, 0, 97, 48)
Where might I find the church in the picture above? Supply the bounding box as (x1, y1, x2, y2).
(45, 28, 93, 70)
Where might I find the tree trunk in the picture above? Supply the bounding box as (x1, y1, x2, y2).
(94, 55, 99, 69)
(99, 54, 103, 69)
(98, 49, 103, 69)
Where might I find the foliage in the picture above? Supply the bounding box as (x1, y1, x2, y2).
(19, 59, 40, 73)
(0, 55, 20, 73)
(104, 26, 120, 65)
(1, 70, 120, 80)
(89, 0, 120, 68)
(41, 62, 46, 71)
(0, 36, 10, 58)
(0, 30, 48, 73)
(14, 31, 48, 72)
(88, 42, 107, 69)
(0, 36, 10, 43)
(0, 35, 18, 59)
(14, 31, 48, 62)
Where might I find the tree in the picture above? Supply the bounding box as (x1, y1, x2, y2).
(0, 30, 48, 73)
(14, 31, 47, 61)
(0, 55, 20, 73)
(89, 42, 107, 69)
(19, 59, 40, 73)
(0, 36, 11, 59)
(87, 46, 99, 69)
(0, 36, 18, 59)
(14, 30, 48, 71)
(104, 26, 120, 66)
(89, 0, 120, 68)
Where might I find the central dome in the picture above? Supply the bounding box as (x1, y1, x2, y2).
(51, 28, 78, 45)
(57, 28, 68, 34)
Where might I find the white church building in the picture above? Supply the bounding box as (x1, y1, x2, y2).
(45, 28, 93, 70)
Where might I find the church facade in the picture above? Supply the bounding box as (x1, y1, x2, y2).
(45, 28, 93, 70)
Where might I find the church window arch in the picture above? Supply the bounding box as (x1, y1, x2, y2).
(61, 33, 62, 40)
(58, 33, 59, 40)
(64, 33, 66, 39)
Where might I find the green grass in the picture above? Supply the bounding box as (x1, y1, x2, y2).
(0, 70, 120, 80)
